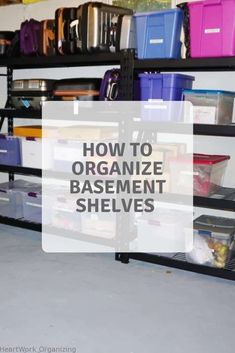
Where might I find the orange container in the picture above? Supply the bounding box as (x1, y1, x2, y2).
(14, 125, 59, 138)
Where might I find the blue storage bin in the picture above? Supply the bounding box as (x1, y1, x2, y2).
(135, 8, 183, 59)
(139, 73, 195, 101)
(0, 134, 21, 166)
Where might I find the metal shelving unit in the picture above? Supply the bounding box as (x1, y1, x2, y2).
(0, 51, 235, 280)
(116, 50, 235, 281)
(0, 53, 122, 235)
(0, 215, 41, 232)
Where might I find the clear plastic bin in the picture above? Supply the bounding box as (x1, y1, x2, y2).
(0, 180, 41, 219)
(22, 191, 42, 223)
(135, 9, 183, 59)
(0, 185, 22, 218)
(0, 134, 21, 166)
(137, 209, 192, 252)
(81, 211, 116, 239)
(169, 154, 230, 196)
(51, 194, 81, 232)
(183, 90, 235, 124)
(186, 215, 235, 268)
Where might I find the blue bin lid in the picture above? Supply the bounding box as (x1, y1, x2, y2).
(183, 89, 235, 96)
(134, 8, 181, 17)
(138, 73, 195, 80)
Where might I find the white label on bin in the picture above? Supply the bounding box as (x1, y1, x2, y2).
(0, 149, 7, 154)
(0, 197, 9, 202)
(193, 106, 216, 124)
(150, 38, 164, 44)
(54, 145, 82, 162)
(26, 202, 42, 208)
(205, 28, 220, 34)
(54, 207, 74, 213)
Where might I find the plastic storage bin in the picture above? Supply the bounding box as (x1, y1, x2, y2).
(135, 8, 183, 59)
(0, 182, 23, 218)
(0, 134, 21, 166)
(22, 190, 42, 223)
(189, 0, 235, 58)
(137, 209, 191, 252)
(21, 137, 53, 170)
(183, 89, 235, 124)
(169, 153, 230, 196)
(139, 73, 194, 101)
(193, 154, 230, 196)
(81, 213, 116, 239)
(0, 180, 41, 219)
(186, 215, 235, 268)
(51, 193, 81, 232)
(54, 139, 84, 173)
(14, 125, 42, 138)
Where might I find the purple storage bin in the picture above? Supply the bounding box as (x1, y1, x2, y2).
(139, 73, 194, 101)
(189, 0, 235, 58)
(0, 134, 21, 166)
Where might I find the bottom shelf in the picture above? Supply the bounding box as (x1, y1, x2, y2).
(0, 216, 41, 232)
(122, 253, 235, 281)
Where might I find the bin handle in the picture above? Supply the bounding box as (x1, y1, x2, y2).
(204, 0, 221, 5)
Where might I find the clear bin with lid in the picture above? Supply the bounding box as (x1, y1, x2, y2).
(0, 180, 41, 219)
(22, 190, 42, 224)
(186, 215, 235, 268)
(183, 89, 235, 124)
(169, 153, 230, 196)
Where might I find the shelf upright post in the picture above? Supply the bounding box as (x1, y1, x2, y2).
(115, 50, 135, 264)
(7, 66, 14, 182)
(119, 49, 135, 101)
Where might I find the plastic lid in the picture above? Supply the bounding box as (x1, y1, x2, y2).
(139, 73, 195, 80)
(170, 153, 230, 164)
(194, 154, 230, 165)
(134, 8, 181, 17)
(194, 215, 235, 239)
(183, 89, 235, 96)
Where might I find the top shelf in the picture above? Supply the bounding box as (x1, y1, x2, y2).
(134, 57, 235, 71)
(0, 53, 235, 71)
(0, 53, 122, 69)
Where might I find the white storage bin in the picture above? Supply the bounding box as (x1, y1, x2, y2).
(51, 194, 81, 232)
(137, 210, 190, 252)
(81, 212, 116, 239)
(53, 139, 84, 173)
(21, 137, 53, 170)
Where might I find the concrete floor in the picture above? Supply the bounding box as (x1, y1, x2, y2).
(0, 224, 234, 353)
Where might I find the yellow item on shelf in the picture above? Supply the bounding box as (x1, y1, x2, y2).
(14, 125, 59, 138)
(23, 0, 46, 4)
(14, 125, 42, 138)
